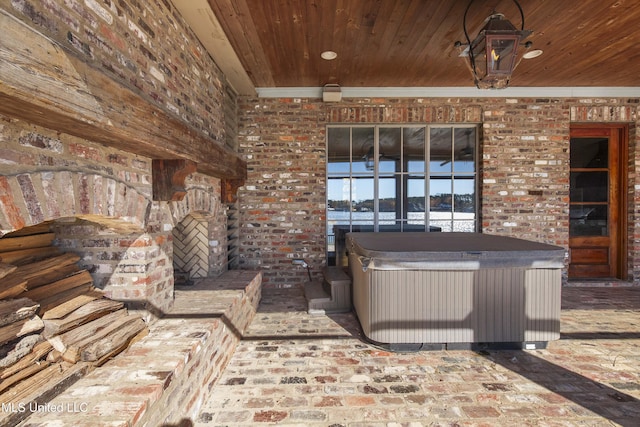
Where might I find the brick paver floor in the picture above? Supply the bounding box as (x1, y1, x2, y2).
(195, 286, 640, 426)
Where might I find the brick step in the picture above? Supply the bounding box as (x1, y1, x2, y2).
(19, 270, 262, 427)
(304, 267, 351, 315)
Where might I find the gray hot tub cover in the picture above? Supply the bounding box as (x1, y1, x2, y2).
(346, 232, 566, 271)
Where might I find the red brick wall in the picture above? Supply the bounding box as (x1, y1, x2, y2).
(237, 100, 328, 287)
(481, 98, 570, 245)
(238, 97, 640, 287)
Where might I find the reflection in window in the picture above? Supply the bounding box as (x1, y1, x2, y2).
(327, 125, 478, 265)
(570, 205, 608, 236)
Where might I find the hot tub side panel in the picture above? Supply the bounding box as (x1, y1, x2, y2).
(350, 253, 475, 344)
(524, 268, 562, 342)
(350, 254, 561, 345)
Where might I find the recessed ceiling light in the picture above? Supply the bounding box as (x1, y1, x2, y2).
(522, 49, 543, 59)
(321, 51, 337, 60)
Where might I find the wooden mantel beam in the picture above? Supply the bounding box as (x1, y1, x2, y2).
(0, 10, 246, 182)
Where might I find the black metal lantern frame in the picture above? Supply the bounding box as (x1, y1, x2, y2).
(456, 0, 533, 89)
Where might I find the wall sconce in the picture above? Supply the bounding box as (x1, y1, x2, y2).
(455, 0, 534, 89)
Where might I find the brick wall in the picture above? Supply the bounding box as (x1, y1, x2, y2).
(237, 100, 328, 287)
(0, 0, 236, 314)
(1, 0, 230, 144)
(0, 114, 224, 317)
(238, 96, 640, 287)
(481, 98, 570, 245)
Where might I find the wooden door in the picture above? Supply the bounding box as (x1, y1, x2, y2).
(569, 125, 627, 279)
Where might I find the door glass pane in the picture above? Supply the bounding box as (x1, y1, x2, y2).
(352, 177, 374, 218)
(379, 128, 401, 173)
(453, 178, 476, 232)
(570, 205, 608, 236)
(406, 177, 426, 213)
(327, 127, 350, 175)
(352, 127, 375, 173)
(379, 177, 397, 221)
(453, 178, 475, 213)
(430, 128, 452, 173)
(430, 177, 452, 232)
(570, 137, 608, 168)
(431, 212, 453, 232)
(570, 171, 608, 202)
(327, 177, 351, 213)
(453, 128, 476, 172)
(406, 176, 426, 226)
(430, 178, 452, 212)
(327, 177, 351, 260)
(453, 221, 476, 232)
(405, 127, 425, 173)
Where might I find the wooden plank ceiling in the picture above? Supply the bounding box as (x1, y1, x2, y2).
(202, 0, 640, 90)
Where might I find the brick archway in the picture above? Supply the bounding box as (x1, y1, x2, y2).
(169, 186, 220, 227)
(0, 172, 151, 236)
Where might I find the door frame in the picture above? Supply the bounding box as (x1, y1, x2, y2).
(569, 123, 628, 280)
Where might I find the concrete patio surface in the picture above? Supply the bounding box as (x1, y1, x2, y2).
(194, 286, 640, 427)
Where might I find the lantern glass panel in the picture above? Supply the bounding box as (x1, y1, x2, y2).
(486, 35, 519, 75)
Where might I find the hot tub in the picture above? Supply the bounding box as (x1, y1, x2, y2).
(346, 232, 566, 350)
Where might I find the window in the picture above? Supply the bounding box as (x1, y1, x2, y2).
(327, 125, 478, 266)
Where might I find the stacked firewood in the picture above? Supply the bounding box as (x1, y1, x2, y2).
(0, 224, 147, 421)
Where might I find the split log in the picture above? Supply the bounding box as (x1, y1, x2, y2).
(37, 286, 100, 316)
(43, 299, 124, 338)
(0, 298, 39, 327)
(95, 324, 148, 367)
(0, 316, 44, 347)
(47, 309, 127, 353)
(0, 253, 81, 299)
(0, 263, 16, 280)
(0, 341, 52, 379)
(0, 280, 28, 300)
(22, 270, 93, 303)
(0, 361, 89, 427)
(1, 223, 51, 238)
(26, 262, 81, 289)
(42, 293, 101, 320)
(46, 349, 62, 363)
(5, 253, 80, 289)
(0, 359, 50, 394)
(66, 315, 146, 363)
(0, 233, 55, 253)
(0, 246, 61, 265)
(0, 334, 40, 368)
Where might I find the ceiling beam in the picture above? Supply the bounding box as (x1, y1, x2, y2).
(0, 9, 246, 181)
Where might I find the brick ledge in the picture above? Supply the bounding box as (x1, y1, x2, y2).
(19, 270, 262, 427)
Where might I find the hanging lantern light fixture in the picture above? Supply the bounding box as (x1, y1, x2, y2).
(455, 0, 536, 89)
